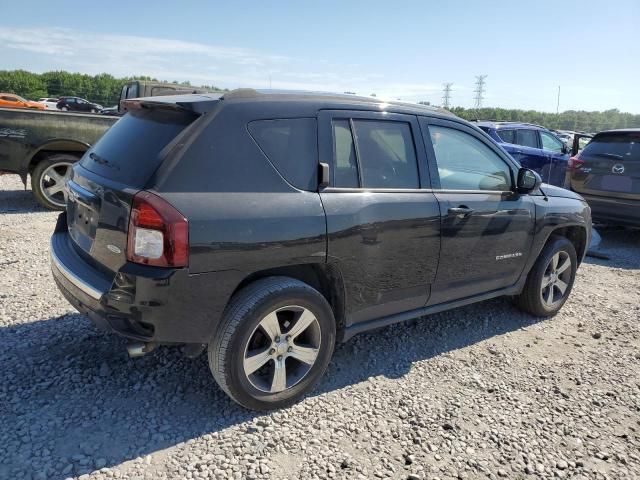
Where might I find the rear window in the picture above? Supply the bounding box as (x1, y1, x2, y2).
(582, 133, 639, 161)
(248, 118, 317, 191)
(80, 108, 195, 187)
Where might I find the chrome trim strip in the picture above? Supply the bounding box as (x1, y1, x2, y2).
(50, 238, 104, 301)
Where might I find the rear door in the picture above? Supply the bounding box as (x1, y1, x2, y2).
(66, 105, 200, 274)
(318, 110, 441, 326)
(570, 131, 640, 200)
(420, 118, 535, 304)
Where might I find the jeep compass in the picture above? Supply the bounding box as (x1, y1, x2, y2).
(50, 90, 591, 410)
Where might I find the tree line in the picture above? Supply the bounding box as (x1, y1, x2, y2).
(1, 69, 637, 132)
(0, 70, 224, 107)
(449, 106, 639, 133)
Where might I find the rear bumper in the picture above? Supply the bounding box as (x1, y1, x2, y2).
(581, 194, 640, 226)
(50, 213, 243, 344)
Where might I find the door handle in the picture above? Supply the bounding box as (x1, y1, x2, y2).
(448, 206, 474, 217)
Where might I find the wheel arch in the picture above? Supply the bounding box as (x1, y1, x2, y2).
(546, 224, 588, 265)
(20, 139, 90, 183)
(231, 264, 347, 337)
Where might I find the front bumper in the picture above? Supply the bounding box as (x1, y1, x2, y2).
(50, 213, 242, 344)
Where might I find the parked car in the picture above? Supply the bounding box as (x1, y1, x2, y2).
(117, 80, 224, 113)
(50, 90, 591, 410)
(0, 93, 45, 110)
(568, 129, 639, 226)
(98, 106, 121, 116)
(0, 108, 117, 209)
(474, 121, 570, 187)
(56, 96, 103, 113)
(37, 97, 60, 110)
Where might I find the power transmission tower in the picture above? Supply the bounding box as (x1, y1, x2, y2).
(473, 75, 487, 109)
(442, 82, 453, 109)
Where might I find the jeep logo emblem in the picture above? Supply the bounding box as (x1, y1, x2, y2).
(612, 164, 625, 174)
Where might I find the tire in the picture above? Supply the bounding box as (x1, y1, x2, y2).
(31, 154, 78, 210)
(61, 106, 69, 111)
(515, 235, 577, 317)
(91, 108, 97, 113)
(208, 277, 336, 410)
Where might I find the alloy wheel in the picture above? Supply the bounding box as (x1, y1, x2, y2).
(39, 162, 72, 208)
(540, 251, 572, 308)
(243, 306, 321, 393)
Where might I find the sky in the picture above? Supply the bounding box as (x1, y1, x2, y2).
(1, 0, 639, 113)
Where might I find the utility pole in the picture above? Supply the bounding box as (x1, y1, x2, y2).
(473, 75, 487, 109)
(556, 85, 561, 114)
(442, 82, 453, 109)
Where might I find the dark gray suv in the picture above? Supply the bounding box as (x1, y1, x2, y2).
(50, 90, 591, 410)
(568, 129, 639, 226)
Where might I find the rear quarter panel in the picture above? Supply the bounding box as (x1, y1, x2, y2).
(153, 102, 327, 278)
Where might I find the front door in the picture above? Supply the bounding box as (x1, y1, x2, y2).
(318, 110, 441, 326)
(420, 118, 535, 304)
(540, 130, 570, 187)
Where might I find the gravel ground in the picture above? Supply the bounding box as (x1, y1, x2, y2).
(1, 173, 639, 480)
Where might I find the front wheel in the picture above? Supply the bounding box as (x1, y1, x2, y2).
(31, 154, 77, 210)
(515, 236, 577, 317)
(208, 277, 336, 410)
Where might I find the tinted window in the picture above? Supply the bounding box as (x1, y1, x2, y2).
(516, 129, 538, 148)
(80, 108, 196, 187)
(582, 133, 639, 162)
(248, 118, 318, 191)
(128, 83, 139, 99)
(497, 129, 516, 144)
(352, 120, 419, 189)
(429, 125, 512, 191)
(332, 120, 359, 188)
(540, 131, 564, 153)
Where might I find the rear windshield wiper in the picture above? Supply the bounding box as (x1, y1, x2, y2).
(593, 152, 623, 160)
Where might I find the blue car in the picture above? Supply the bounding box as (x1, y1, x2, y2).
(474, 121, 570, 187)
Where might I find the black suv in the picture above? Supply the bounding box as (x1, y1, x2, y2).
(56, 96, 103, 113)
(568, 129, 639, 226)
(50, 90, 591, 410)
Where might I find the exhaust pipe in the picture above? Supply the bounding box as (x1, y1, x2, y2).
(126, 342, 156, 358)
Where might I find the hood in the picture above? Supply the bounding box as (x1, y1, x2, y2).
(539, 183, 585, 201)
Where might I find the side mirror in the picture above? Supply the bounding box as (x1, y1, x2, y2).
(561, 144, 569, 154)
(517, 168, 542, 193)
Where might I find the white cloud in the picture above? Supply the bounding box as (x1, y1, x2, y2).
(0, 26, 441, 103)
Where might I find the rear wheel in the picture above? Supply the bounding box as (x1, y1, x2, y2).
(61, 106, 69, 112)
(208, 277, 336, 410)
(31, 154, 77, 210)
(515, 236, 577, 316)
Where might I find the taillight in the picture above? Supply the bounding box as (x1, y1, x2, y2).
(127, 191, 188, 267)
(568, 156, 585, 171)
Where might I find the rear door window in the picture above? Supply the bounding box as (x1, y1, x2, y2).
(352, 120, 419, 189)
(248, 118, 318, 191)
(80, 108, 197, 187)
(516, 129, 539, 148)
(497, 129, 516, 144)
(332, 120, 359, 188)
